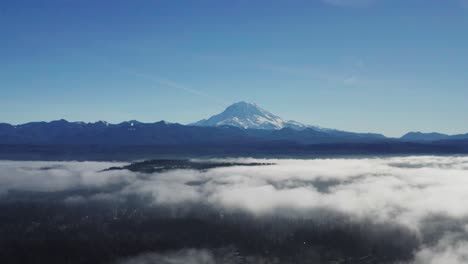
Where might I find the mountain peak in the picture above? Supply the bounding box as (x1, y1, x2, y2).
(191, 102, 307, 130)
(227, 101, 258, 108)
(223, 101, 272, 119)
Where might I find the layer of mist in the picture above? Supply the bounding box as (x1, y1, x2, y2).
(1, 156, 468, 263)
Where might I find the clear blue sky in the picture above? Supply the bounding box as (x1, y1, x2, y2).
(1, 0, 467, 137)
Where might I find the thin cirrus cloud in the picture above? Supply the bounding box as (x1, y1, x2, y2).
(461, 0, 468, 8)
(92, 53, 229, 106)
(321, 0, 376, 8)
(258, 63, 363, 86)
(322, 0, 468, 9)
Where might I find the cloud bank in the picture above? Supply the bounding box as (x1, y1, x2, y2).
(2, 156, 468, 263)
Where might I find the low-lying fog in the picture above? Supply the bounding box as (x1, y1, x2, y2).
(1, 156, 468, 264)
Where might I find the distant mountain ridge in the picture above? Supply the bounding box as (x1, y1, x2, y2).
(0, 118, 387, 145)
(401, 132, 450, 142)
(0, 102, 467, 146)
(401, 131, 468, 142)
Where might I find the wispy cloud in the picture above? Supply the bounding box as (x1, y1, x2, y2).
(461, 0, 468, 9)
(321, 0, 376, 8)
(324, 0, 468, 9)
(76, 43, 229, 106)
(60, 46, 229, 106)
(258, 62, 364, 87)
(114, 66, 229, 106)
(343, 74, 359, 85)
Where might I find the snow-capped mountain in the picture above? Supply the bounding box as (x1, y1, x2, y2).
(191, 101, 309, 130)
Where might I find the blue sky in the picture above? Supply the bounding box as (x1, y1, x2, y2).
(1, 0, 467, 136)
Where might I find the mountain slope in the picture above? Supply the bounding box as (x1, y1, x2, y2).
(192, 101, 386, 140)
(192, 101, 308, 130)
(400, 132, 468, 142)
(400, 132, 450, 142)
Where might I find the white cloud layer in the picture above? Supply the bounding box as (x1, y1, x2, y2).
(2, 156, 468, 263)
(0, 160, 130, 194)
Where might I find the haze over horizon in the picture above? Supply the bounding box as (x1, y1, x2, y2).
(2, 0, 468, 137)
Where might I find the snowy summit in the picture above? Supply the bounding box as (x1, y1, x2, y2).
(191, 101, 308, 130)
